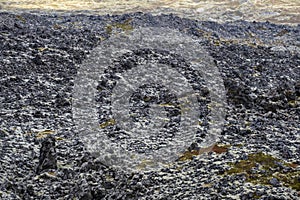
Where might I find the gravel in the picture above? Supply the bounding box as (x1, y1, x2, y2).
(0, 11, 299, 199)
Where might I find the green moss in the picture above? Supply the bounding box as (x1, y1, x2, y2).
(106, 19, 133, 35)
(274, 171, 300, 191)
(226, 152, 300, 191)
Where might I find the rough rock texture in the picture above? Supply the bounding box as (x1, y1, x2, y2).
(0, 11, 299, 199)
(36, 135, 57, 174)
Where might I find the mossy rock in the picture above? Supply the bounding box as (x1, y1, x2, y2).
(177, 143, 230, 161)
(226, 152, 300, 191)
(106, 19, 133, 35)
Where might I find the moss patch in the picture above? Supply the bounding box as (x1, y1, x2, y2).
(177, 143, 230, 161)
(106, 19, 133, 35)
(226, 152, 300, 191)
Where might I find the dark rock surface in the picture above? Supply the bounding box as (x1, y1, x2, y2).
(0, 11, 299, 199)
(36, 135, 57, 174)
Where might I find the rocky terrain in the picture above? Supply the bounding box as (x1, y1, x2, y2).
(0, 11, 299, 199)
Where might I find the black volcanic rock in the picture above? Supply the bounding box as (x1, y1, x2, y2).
(0, 11, 299, 199)
(36, 135, 57, 174)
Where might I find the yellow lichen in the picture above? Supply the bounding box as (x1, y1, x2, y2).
(55, 137, 64, 141)
(99, 118, 116, 129)
(35, 130, 56, 139)
(158, 103, 177, 108)
(37, 47, 48, 52)
(136, 159, 156, 170)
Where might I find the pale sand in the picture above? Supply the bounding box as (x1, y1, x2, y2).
(0, 0, 299, 25)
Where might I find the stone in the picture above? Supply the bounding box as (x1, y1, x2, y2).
(36, 135, 57, 174)
(269, 178, 280, 187)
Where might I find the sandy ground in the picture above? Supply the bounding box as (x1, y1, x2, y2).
(0, 0, 299, 25)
